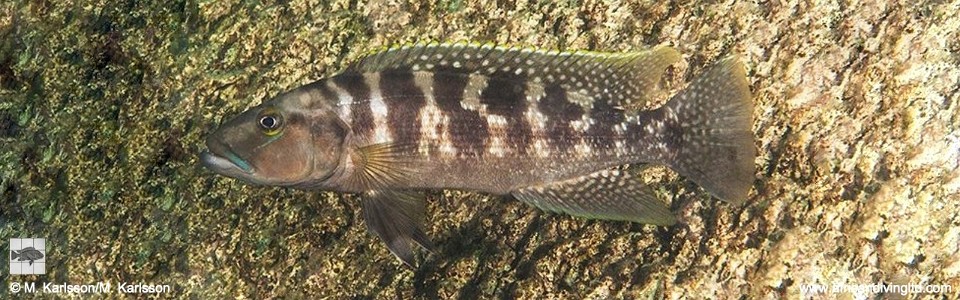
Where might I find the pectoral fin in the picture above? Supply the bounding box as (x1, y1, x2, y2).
(512, 167, 676, 226)
(346, 143, 416, 191)
(361, 190, 434, 267)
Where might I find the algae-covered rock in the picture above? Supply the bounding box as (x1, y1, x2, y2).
(1, 0, 957, 298)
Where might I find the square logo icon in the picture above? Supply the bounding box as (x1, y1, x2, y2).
(9, 238, 45, 275)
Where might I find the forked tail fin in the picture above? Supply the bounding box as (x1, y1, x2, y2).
(661, 57, 755, 203)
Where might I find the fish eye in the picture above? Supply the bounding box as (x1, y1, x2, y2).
(259, 115, 279, 129)
(257, 109, 283, 136)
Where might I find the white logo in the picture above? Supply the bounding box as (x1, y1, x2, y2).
(9, 238, 45, 275)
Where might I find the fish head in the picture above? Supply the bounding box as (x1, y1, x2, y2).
(201, 87, 349, 186)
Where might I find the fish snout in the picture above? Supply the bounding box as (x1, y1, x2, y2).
(200, 135, 254, 176)
(204, 132, 229, 156)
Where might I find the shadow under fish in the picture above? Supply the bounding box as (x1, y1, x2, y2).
(201, 43, 756, 267)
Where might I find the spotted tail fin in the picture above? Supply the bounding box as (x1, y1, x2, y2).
(661, 57, 755, 203)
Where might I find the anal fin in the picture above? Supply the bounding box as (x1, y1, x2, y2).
(361, 190, 434, 267)
(512, 167, 676, 226)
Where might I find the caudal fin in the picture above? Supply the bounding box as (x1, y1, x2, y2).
(662, 57, 755, 203)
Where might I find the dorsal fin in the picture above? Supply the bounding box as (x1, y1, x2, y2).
(344, 42, 681, 107)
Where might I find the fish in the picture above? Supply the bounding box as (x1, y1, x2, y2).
(11, 247, 44, 265)
(200, 43, 755, 267)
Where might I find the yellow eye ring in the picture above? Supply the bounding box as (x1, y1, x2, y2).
(257, 109, 283, 136)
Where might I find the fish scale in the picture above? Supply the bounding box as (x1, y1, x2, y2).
(327, 67, 640, 159)
(201, 42, 756, 267)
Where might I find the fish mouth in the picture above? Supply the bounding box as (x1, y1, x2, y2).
(200, 150, 254, 176)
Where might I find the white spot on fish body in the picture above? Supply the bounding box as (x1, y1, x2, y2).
(439, 139, 457, 156)
(412, 72, 453, 156)
(364, 73, 391, 144)
(486, 114, 508, 127)
(462, 74, 489, 112)
(645, 124, 657, 134)
(614, 122, 629, 134)
(571, 119, 589, 132)
(574, 142, 592, 156)
(532, 139, 551, 158)
(529, 111, 548, 131)
(614, 140, 626, 154)
(488, 135, 506, 157)
(418, 104, 444, 152)
(328, 80, 354, 125)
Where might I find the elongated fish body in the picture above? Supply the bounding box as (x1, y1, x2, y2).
(201, 43, 755, 266)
